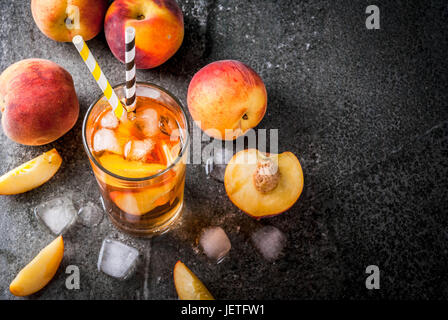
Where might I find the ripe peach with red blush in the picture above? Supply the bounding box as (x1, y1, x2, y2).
(104, 0, 184, 69)
(187, 60, 267, 140)
(0, 59, 79, 145)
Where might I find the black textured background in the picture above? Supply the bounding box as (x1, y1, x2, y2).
(0, 0, 447, 299)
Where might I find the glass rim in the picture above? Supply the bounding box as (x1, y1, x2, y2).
(82, 81, 190, 182)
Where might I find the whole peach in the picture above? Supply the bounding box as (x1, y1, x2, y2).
(0, 59, 79, 146)
(104, 0, 184, 69)
(31, 0, 108, 42)
(187, 60, 267, 140)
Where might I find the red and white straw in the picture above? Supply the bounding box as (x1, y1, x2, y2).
(125, 26, 136, 112)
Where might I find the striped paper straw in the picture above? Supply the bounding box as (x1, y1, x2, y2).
(125, 27, 137, 112)
(72, 35, 126, 120)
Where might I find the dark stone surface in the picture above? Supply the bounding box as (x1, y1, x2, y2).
(0, 0, 447, 299)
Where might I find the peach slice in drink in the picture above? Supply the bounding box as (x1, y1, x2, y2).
(0, 148, 62, 195)
(10, 236, 64, 296)
(109, 172, 178, 216)
(110, 188, 172, 216)
(173, 261, 214, 300)
(98, 153, 166, 178)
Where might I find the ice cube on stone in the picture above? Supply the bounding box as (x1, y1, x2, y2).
(205, 157, 214, 176)
(100, 110, 119, 129)
(205, 144, 235, 182)
(251, 226, 286, 261)
(209, 163, 227, 182)
(78, 202, 104, 227)
(124, 139, 154, 161)
(213, 144, 234, 165)
(34, 197, 77, 235)
(93, 128, 122, 155)
(136, 108, 160, 137)
(97, 238, 139, 280)
(199, 226, 231, 263)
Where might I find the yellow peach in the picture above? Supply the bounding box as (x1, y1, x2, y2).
(0, 149, 62, 195)
(104, 0, 184, 69)
(173, 261, 214, 300)
(224, 149, 304, 218)
(10, 236, 64, 296)
(187, 60, 267, 140)
(98, 153, 166, 179)
(31, 0, 108, 42)
(110, 185, 173, 216)
(0, 59, 79, 145)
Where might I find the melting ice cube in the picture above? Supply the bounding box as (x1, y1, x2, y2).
(100, 110, 119, 129)
(97, 238, 139, 280)
(199, 226, 231, 263)
(205, 143, 235, 182)
(135, 108, 160, 137)
(78, 202, 104, 227)
(93, 128, 122, 155)
(124, 139, 154, 161)
(213, 143, 235, 165)
(158, 113, 178, 137)
(251, 226, 286, 261)
(34, 197, 77, 235)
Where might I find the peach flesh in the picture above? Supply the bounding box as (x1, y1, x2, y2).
(0, 149, 62, 195)
(187, 60, 267, 140)
(173, 261, 214, 300)
(224, 149, 304, 218)
(9, 236, 64, 297)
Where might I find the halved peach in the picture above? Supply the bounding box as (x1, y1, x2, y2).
(173, 261, 214, 300)
(224, 149, 304, 218)
(10, 236, 64, 296)
(0, 148, 62, 195)
(98, 153, 166, 178)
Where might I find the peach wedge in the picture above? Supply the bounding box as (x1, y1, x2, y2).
(224, 149, 304, 218)
(173, 261, 214, 300)
(98, 153, 166, 179)
(0, 148, 62, 195)
(10, 236, 64, 296)
(110, 185, 173, 216)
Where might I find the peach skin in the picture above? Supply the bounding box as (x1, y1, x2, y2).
(31, 0, 108, 42)
(0, 59, 79, 145)
(187, 60, 267, 140)
(104, 0, 184, 69)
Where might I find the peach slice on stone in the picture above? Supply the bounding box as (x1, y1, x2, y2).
(0, 149, 62, 195)
(9, 236, 64, 296)
(224, 149, 304, 218)
(173, 261, 214, 300)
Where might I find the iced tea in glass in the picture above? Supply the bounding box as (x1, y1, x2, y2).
(82, 82, 189, 236)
